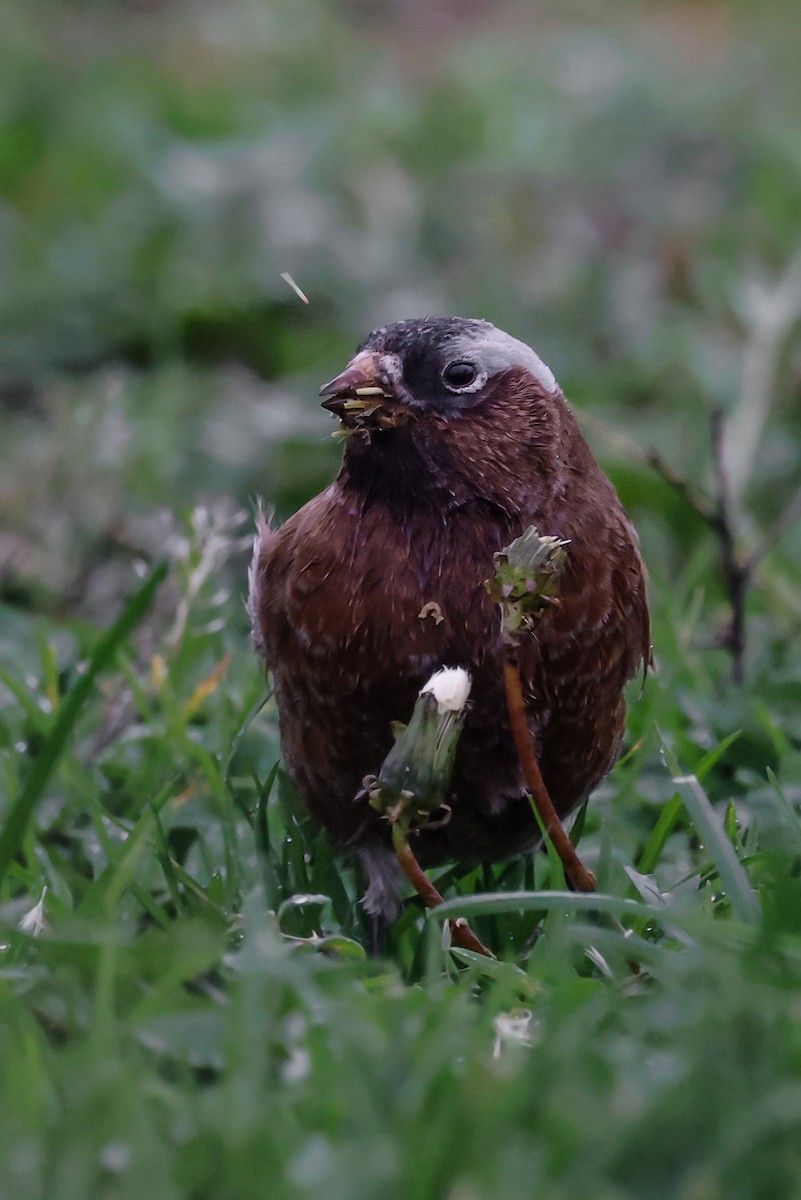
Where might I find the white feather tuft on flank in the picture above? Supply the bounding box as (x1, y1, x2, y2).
(247, 499, 276, 659)
(358, 843, 405, 920)
(420, 666, 472, 714)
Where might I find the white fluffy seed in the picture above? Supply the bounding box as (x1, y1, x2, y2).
(420, 667, 472, 714)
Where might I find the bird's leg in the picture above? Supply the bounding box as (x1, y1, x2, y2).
(503, 652, 596, 893)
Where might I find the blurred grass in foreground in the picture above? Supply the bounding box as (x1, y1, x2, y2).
(1, 492, 800, 1198)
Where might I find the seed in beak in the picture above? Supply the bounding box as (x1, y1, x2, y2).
(341, 399, 376, 412)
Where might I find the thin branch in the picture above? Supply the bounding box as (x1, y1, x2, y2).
(711, 409, 749, 682)
(646, 449, 721, 529)
(746, 482, 801, 577)
(580, 411, 718, 527)
(584, 404, 801, 683)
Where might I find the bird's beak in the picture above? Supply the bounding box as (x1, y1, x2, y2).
(319, 352, 390, 418)
(320, 351, 410, 432)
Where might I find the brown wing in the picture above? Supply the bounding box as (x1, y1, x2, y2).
(515, 455, 651, 816)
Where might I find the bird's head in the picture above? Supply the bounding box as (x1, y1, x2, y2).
(320, 317, 558, 434)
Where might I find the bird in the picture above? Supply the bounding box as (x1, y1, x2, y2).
(249, 316, 650, 920)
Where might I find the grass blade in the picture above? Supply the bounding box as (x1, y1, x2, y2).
(764, 768, 801, 852)
(0, 561, 169, 886)
(662, 742, 761, 925)
(433, 889, 667, 922)
(637, 793, 684, 876)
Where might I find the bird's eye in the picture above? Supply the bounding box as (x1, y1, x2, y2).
(442, 361, 479, 391)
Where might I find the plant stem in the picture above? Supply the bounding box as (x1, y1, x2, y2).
(391, 824, 496, 958)
(502, 655, 597, 893)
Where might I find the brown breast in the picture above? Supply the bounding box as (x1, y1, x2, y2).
(250, 375, 649, 874)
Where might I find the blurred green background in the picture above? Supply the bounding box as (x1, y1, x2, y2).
(3, 0, 800, 647)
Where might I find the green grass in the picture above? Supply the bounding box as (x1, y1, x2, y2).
(2, 499, 801, 1199)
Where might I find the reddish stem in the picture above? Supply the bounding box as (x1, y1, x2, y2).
(503, 655, 596, 893)
(392, 825, 495, 958)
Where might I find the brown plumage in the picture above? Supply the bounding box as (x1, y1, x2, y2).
(249, 317, 650, 918)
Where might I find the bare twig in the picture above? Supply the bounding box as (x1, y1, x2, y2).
(645, 449, 719, 528)
(580, 412, 718, 527)
(584, 386, 801, 683)
(746, 483, 801, 576)
(710, 410, 749, 682)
